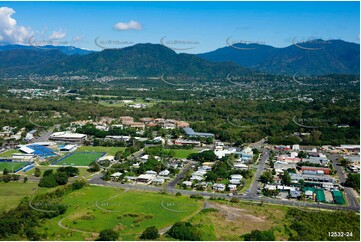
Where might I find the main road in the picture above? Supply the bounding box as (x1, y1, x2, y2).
(249, 148, 269, 197)
(329, 153, 359, 209)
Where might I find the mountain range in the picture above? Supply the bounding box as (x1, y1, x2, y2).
(0, 39, 359, 77)
(0, 44, 250, 78)
(198, 39, 359, 75)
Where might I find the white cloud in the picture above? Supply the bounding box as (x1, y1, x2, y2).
(49, 29, 66, 40)
(114, 20, 142, 31)
(0, 7, 33, 44)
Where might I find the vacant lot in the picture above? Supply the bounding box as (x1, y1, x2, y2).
(164, 149, 198, 158)
(189, 200, 289, 240)
(38, 186, 203, 240)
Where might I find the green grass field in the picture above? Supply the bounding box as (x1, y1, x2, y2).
(0, 182, 51, 212)
(164, 149, 198, 158)
(76, 146, 125, 156)
(0, 162, 29, 172)
(37, 186, 203, 240)
(55, 152, 104, 166)
(0, 149, 19, 158)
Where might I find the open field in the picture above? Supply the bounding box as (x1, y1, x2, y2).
(54, 152, 104, 166)
(0, 149, 19, 157)
(164, 149, 198, 158)
(37, 185, 203, 240)
(76, 146, 125, 156)
(22, 165, 92, 178)
(0, 182, 51, 212)
(189, 200, 289, 241)
(0, 161, 29, 172)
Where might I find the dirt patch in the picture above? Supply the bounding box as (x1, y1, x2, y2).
(207, 202, 266, 223)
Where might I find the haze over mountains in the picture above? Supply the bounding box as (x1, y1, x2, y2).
(0, 39, 359, 77)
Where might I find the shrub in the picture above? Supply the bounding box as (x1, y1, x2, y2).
(96, 229, 119, 241)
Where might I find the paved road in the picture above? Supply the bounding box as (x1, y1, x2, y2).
(88, 174, 359, 212)
(329, 154, 359, 209)
(167, 160, 196, 188)
(249, 148, 269, 197)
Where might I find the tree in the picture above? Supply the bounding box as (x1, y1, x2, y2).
(243, 229, 276, 241)
(260, 171, 273, 184)
(97, 229, 118, 241)
(3, 168, 9, 175)
(34, 167, 41, 177)
(43, 169, 53, 177)
(54, 172, 69, 185)
(23, 177, 28, 183)
(344, 174, 360, 192)
(167, 222, 202, 241)
(88, 162, 101, 172)
(72, 179, 87, 190)
(2, 174, 11, 183)
(114, 150, 123, 161)
(339, 158, 350, 168)
(38, 174, 58, 187)
(57, 167, 79, 177)
(281, 171, 291, 186)
(12, 174, 20, 181)
(140, 226, 160, 240)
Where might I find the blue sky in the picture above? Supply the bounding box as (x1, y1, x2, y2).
(0, 1, 359, 53)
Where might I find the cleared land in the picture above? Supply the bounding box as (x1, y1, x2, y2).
(0, 161, 29, 172)
(76, 146, 125, 156)
(190, 200, 289, 240)
(37, 185, 203, 241)
(54, 152, 104, 166)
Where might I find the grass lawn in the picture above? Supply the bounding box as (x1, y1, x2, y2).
(164, 149, 198, 158)
(0, 149, 19, 158)
(0, 161, 29, 172)
(37, 186, 203, 240)
(77, 146, 125, 156)
(54, 152, 104, 166)
(0, 182, 51, 212)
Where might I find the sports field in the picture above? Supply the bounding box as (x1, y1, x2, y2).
(54, 152, 105, 166)
(0, 161, 29, 172)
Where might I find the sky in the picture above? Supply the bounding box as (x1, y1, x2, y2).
(0, 1, 359, 53)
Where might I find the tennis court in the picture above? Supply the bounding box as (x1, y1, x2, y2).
(52, 152, 105, 166)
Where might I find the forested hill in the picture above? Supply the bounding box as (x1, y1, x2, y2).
(198, 39, 360, 75)
(0, 43, 251, 78)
